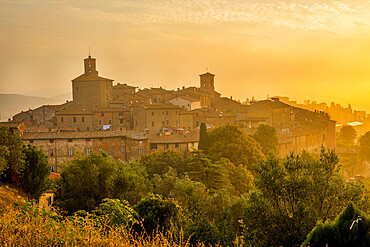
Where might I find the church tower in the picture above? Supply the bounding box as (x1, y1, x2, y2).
(72, 55, 113, 107)
(199, 72, 215, 92)
(84, 55, 98, 75)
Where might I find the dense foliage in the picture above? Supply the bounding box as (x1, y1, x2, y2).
(359, 131, 370, 161)
(20, 145, 51, 200)
(1, 124, 369, 246)
(302, 202, 370, 247)
(339, 125, 357, 145)
(0, 126, 25, 180)
(252, 124, 279, 155)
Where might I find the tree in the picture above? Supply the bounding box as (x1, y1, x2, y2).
(339, 125, 357, 145)
(56, 152, 118, 214)
(198, 122, 208, 151)
(134, 194, 184, 236)
(20, 145, 51, 201)
(252, 124, 279, 155)
(243, 149, 368, 247)
(359, 131, 370, 161)
(140, 150, 186, 178)
(0, 127, 25, 181)
(92, 198, 137, 228)
(112, 160, 152, 205)
(302, 202, 370, 247)
(204, 125, 264, 167)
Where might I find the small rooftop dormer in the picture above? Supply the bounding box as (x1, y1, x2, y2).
(84, 55, 98, 76)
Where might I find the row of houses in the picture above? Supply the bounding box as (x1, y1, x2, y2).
(11, 55, 336, 162)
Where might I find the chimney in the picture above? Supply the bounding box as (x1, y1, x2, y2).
(271, 97, 280, 102)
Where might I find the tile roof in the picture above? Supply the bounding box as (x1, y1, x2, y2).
(21, 130, 148, 140)
(150, 131, 199, 144)
(113, 83, 136, 89)
(57, 107, 94, 115)
(72, 74, 113, 82)
(256, 99, 291, 109)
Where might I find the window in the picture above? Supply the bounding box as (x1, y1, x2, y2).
(47, 196, 52, 207)
(99, 138, 103, 141)
(150, 144, 157, 150)
(50, 149, 54, 157)
(87, 148, 90, 155)
(162, 111, 164, 115)
(120, 119, 124, 124)
(191, 142, 195, 147)
(61, 117, 64, 123)
(166, 111, 168, 115)
(139, 149, 143, 155)
(152, 121, 154, 126)
(196, 121, 199, 126)
(165, 144, 169, 149)
(86, 139, 90, 142)
(101, 113, 104, 117)
(175, 143, 179, 148)
(99, 120, 102, 125)
(68, 139, 72, 142)
(82, 117, 85, 122)
(108, 120, 112, 124)
(119, 112, 124, 116)
(49, 139, 54, 143)
(121, 146, 126, 153)
(68, 149, 73, 156)
(162, 121, 164, 126)
(73, 117, 76, 123)
(166, 120, 169, 125)
(87, 127, 90, 131)
(29, 140, 34, 144)
(152, 111, 154, 116)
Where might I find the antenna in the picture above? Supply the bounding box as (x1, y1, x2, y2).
(88, 44, 91, 57)
(206, 67, 208, 73)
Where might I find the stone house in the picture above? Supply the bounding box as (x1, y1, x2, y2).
(21, 130, 149, 172)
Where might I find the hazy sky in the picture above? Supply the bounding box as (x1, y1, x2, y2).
(1, 0, 370, 111)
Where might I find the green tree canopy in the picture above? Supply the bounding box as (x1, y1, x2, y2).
(204, 125, 264, 166)
(0, 126, 25, 181)
(302, 202, 370, 247)
(20, 145, 51, 201)
(56, 152, 118, 214)
(359, 131, 370, 161)
(339, 125, 357, 145)
(243, 149, 368, 247)
(198, 122, 208, 151)
(140, 150, 186, 178)
(252, 124, 279, 155)
(134, 194, 184, 236)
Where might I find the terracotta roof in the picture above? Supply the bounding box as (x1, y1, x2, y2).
(57, 107, 94, 115)
(21, 130, 148, 140)
(49, 172, 61, 180)
(145, 103, 181, 110)
(199, 72, 215, 76)
(72, 74, 113, 82)
(256, 99, 291, 109)
(114, 83, 136, 89)
(93, 107, 129, 112)
(150, 131, 199, 144)
(172, 95, 200, 102)
(0, 121, 23, 128)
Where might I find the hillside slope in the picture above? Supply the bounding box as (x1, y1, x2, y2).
(0, 93, 71, 121)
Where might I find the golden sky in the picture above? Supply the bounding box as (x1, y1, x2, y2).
(0, 0, 370, 111)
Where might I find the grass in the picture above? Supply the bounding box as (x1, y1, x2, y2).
(0, 202, 238, 247)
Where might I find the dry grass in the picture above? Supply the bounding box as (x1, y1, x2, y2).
(0, 183, 27, 209)
(0, 203, 225, 247)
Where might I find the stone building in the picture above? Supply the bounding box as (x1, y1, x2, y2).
(21, 130, 149, 172)
(149, 131, 199, 154)
(72, 55, 113, 107)
(131, 103, 181, 133)
(169, 95, 201, 111)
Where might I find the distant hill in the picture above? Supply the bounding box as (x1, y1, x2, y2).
(0, 93, 72, 121)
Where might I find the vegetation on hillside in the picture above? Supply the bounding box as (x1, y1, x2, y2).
(0, 125, 369, 246)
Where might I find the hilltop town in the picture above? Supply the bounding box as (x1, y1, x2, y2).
(4, 55, 367, 173)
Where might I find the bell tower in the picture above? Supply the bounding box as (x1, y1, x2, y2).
(84, 55, 98, 75)
(199, 72, 215, 92)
